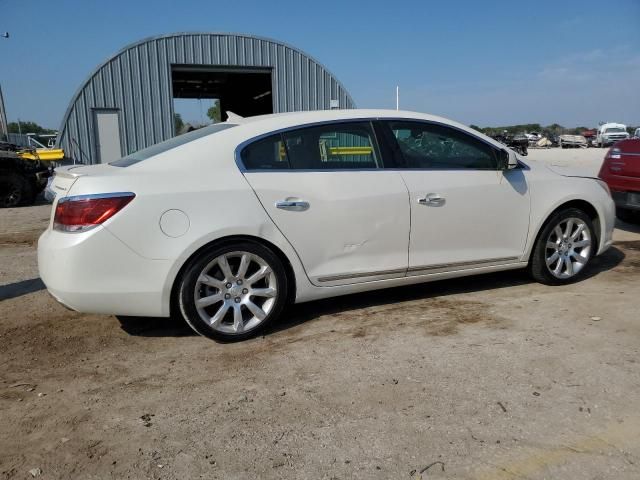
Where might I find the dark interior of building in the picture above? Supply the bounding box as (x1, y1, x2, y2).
(171, 65, 273, 121)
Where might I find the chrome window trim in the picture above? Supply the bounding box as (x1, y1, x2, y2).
(234, 117, 507, 173)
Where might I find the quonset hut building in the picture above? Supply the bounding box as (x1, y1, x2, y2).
(57, 32, 355, 164)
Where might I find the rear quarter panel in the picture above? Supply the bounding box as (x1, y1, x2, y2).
(65, 132, 315, 308)
(523, 162, 615, 258)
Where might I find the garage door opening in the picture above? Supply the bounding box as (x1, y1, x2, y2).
(171, 65, 273, 129)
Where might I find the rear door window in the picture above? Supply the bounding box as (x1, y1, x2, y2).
(240, 121, 383, 171)
(284, 122, 381, 170)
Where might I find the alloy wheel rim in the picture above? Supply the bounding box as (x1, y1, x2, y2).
(194, 251, 277, 334)
(545, 217, 592, 279)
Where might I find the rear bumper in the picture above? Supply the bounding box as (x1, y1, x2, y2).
(612, 190, 640, 211)
(600, 196, 616, 254)
(37, 226, 173, 317)
(602, 138, 628, 146)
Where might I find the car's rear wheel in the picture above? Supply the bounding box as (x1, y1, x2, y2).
(178, 242, 288, 342)
(529, 208, 595, 285)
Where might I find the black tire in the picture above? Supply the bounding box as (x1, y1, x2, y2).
(0, 172, 28, 208)
(178, 241, 288, 342)
(529, 208, 595, 285)
(616, 207, 638, 224)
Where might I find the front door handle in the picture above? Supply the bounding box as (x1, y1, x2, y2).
(418, 193, 446, 206)
(276, 199, 310, 211)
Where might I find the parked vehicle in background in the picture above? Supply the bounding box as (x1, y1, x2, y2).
(599, 138, 640, 223)
(0, 141, 52, 207)
(38, 109, 615, 342)
(595, 123, 629, 147)
(558, 134, 587, 148)
(582, 129, 597, 147)
(491, 131, 528, 156)
(525, 132, 542, 146)
(634, 127, 640, 139)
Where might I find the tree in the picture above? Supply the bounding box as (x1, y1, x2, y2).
(206, 100, 221, 123)
(174, 113, 184, 133)
(7, 121, 55, 135)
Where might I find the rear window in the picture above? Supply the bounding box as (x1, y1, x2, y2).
(111, 123, 237, 167)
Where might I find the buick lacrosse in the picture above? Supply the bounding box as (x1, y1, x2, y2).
(38, 110, 615, 341)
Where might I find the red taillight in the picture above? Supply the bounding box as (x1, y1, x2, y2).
(54, 193, 135, 232)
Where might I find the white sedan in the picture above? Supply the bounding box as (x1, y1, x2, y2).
(38, 110, 615, 341)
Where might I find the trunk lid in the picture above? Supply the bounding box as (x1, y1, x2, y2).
(48, 164, 119, 200)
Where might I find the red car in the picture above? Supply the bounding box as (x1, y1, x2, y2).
(599, 139, 640, 222)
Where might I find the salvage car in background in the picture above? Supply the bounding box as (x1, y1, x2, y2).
(599, 138, 640, 222)
(582, 129, 597, 147)
(38, 110, 615, 341)
(491, 131, 528, 155)
(558, 134, 587, 149)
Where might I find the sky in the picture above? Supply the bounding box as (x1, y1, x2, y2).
(1, 0, 639, 130)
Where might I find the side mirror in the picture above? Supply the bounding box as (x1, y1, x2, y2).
(500, 149, 518, 170)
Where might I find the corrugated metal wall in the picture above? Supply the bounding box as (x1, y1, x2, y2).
(57, 33, 355, 164)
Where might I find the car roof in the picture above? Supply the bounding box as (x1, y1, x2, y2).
(223, 109, 505, 150)
(231, 109, 458, 127)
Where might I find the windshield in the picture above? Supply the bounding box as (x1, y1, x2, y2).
(111, 123, 237, 167)
(605, 127, 626, 133)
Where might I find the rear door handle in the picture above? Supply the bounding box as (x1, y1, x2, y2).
(275, 199, 310, 211)
(418, 193, 445, 206)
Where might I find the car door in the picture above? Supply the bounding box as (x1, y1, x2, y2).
(377, 120, 530, 274)
(240, 121, 410, 286)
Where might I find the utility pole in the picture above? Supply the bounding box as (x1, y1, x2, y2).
(0, 32, 9, 140)
(0, 84, 8, 140)
(0, 31, 10, 140)
(396, 86, 399, 110)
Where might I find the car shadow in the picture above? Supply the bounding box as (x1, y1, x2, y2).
(615, 218, 640, 234)
(0, 277, 46, 301)
(117, 315, 196, 337)
(268, 246, 625, 336)
(117, 246, 625, 339)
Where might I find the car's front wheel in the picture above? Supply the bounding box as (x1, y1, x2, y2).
(529, 208, 595, 285)
(178, 242, 288, 342)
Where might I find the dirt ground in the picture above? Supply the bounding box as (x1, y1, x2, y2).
(2, 149, 640, 479)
